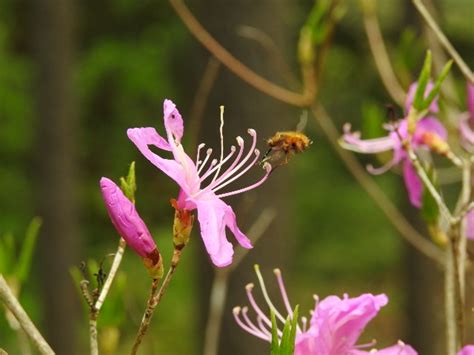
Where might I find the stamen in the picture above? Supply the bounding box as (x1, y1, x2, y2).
(242, 307, 267, 339)
(206, 129, 257, 191)
(254, 264, 286, 324)
(200, 159, 218, 178)
(274, 269, 293, 317)
(301, 316, 308, 332)
(353, 339, 377, 349)
(195, 143, 206, 165)
(198, 146, 236, 182)
(245, 284, 272, 328)
(211, 105, 225, 183)
(256, 316, 274, 338)
(216, 162, 271, 199)
(233, 307, 269, 341)
(197, 148, 213, 174)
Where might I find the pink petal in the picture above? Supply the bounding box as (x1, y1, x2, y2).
(127, 127, 190, 191)
(351, 342, 418, 355)
(403, 160, 423, 208)
(413, 116, 447, 144)
(306, 293, 388, 354)
(459, 115, 474, 148)
(163, 99, 184, 143)
(100, 177, 157, 259)
(458, 345, 474, 355)
(467, 83, 474, 123)
(341, 124, 397, 154)
(405, 81, 439, 113)
(464, 210, 474, 240)
(194, 194, 252, 267)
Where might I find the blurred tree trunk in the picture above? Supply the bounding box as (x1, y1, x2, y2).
(176, 1, 298, 354)
(31, 0, 79, 353)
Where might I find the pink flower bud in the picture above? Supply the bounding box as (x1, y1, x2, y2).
(100, 177, 159, 263)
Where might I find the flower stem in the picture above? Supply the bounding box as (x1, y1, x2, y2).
(0, 274, 55, 355)
(130, 248, 183, 355)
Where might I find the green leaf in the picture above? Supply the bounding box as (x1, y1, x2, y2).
(0, 233, 15, 274)
(420, 168, 439, 224)
(120, 161, 136, 201)
(270, 310, 280, 355)
(16, 217, 41, 283)
(413, 51, 432, 110)
(423, 60, 453, 111)
(280, 306, 299, 355)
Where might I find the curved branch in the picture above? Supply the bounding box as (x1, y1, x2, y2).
(361, 0, 406, 106)
(168, 0, 313, 107)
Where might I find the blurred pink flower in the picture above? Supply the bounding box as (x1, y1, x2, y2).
(100, 177, 159, 263)
(458, 345, 474, 355)
(233, 267, 416, 355)
(127, 100, 271, 267)
(341, 82, 446, 208)
(459, 83, 474, 150)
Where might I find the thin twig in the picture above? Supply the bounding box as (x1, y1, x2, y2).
(168, 0, 313, 107)
(203, 208, 276, 355)
(88, 238, 127, 355)
(131, 249, 183, 355)
(130, 277, 161, 355)
(361, 0, 405, 106)
(0, 275, 55, 355)
(456, 160, 471, 297)
(312, 103, 445, 265)
(412, 0, 474, 83)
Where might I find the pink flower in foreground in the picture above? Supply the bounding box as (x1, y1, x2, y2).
(458, 345, 474, 355)
(127, 100, 271, 267)
(233, 267, 416, 355)
(100, 177, 160, 266)
(341, 82, 447, 208)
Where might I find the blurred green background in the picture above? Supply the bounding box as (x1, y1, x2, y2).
(0, 0, 473, 354)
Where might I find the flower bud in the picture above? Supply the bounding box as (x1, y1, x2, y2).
(100, 177, 163, 278)
(170, 198, 194, 250)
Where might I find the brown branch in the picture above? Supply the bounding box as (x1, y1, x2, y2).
(361, 0, 406, 106)
(168, 0, 313, 107)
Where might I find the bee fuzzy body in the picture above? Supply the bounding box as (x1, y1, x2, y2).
(264, 131, 311, 167)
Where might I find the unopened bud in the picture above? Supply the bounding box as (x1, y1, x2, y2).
(143, 248, 164, 279)
(170, 199, 194, 250)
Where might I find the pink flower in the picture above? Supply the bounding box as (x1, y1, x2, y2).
(341, 82, 447, 208)
(233, 267, 416, 355)
(100, 177, 159, 264)
(459, 83, 474, 150)
(465, 210, 474, 241)
(467, 83, 474, 124)
(458, 345, 474, 355)
(127, 100, 271, 267)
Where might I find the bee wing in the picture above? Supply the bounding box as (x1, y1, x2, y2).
(296, 110, 308, 132)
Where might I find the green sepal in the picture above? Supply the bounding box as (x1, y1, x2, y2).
(413, 51, 432, 110)
(120, 161, 136, 202)
(16, 217, 42, 283)
(280, 305, 299, 355)
(270, 310, 280, 355)
(422, 60, 453, 111)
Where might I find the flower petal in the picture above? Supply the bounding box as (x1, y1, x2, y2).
(403, 160, 423, 208)
(340, 124, 397, 154)
(458, 345, 474, 355)
(413, 116, 447, 144)
(163, 99, 184, 143)
(307, 293, 388, 354)
(127, 127, 190, 190)
(464, 210, 474, 240)
(405, 81, 439, 113)
(351, 342, 418, 355)
(194, 194, 252, 267)
(100, 177, 157, 259)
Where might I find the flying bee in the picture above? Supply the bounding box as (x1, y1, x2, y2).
(262, 111, 312, 168)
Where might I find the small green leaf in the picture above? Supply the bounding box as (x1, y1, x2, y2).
(413, 51, 432, 110)
(421, 168, 439, 224)
(120, 161, 136, 201)
(270, 310, 280, 355)
(280, 306, 299, 355)
(423, 60, 453, 111)
(16, 217, 42, 283)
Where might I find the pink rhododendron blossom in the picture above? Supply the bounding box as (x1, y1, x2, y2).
(467, 83, 474, 124)
(127, 100, 271, 267)
(100, 177, 159, 261)
(458, 345, 474, 355)
(465, 210, 474, 241)
(341, 82, 447, 208)
(459, 83, 474, 151)
(233, 267, 416, 355)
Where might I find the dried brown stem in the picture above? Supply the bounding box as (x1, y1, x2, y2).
(168, 0, 313, 107)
